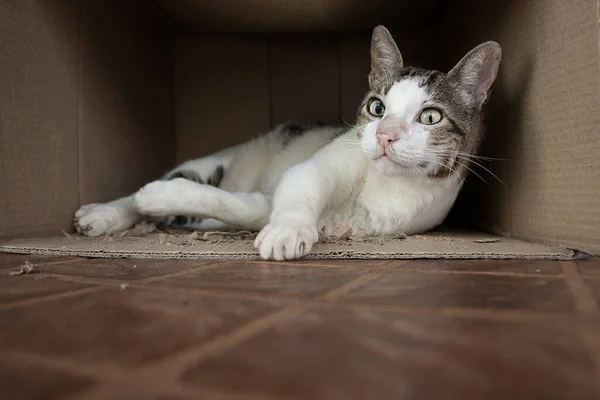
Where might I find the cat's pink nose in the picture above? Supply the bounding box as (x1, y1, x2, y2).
(376, 131, 398, 148)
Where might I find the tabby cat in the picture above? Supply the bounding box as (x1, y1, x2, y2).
(74, 25, 502, 260)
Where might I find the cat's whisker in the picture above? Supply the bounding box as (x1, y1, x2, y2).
(426, 158, 464, 184)
(427, 155, 458, 180)
(340, 117, 355, 129)
(426, 150, 507, 162)
(454, 156, 506, 187)
(452, 160, 488, 184)
(419, 149, 507, 186)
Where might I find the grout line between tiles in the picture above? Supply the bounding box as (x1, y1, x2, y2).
(21, 273, 308, 303)
(1, 256, 84, 270)
(140, 261, 225, 282)
(26, 260, 394, 305)
(145, 282, 305, 302)
(242, 259, 566, 278)
(329, 302, 577, 322)
(21, 271, 586, 323)
(0, 269, 586, 392)
(0, 286, 104, 311)
(142, 304, 308, 381)
(319, 266, 393, 303)
(22, 258, 567, 282)
(561, 261, 598, 313)
(373, 268, 564, 279)
(0, 349, 129, 380)
(0, 350, 259, 400)
(0, 268, 387, 393)
(580, 325, 600, 397)
(77, 385, 261, 400)
(3, 261, 591, 397)
(124, 268, 391, 383)
(561, 261, 600, 393)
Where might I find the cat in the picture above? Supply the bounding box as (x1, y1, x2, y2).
(74, 25, 502, 261)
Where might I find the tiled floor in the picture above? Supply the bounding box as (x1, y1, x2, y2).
(0, 253, 599, 400)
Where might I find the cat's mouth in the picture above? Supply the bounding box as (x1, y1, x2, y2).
(377, 149, 421, 169)
(377, 153, 418, 169)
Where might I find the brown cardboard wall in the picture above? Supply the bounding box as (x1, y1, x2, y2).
(0, 0, 81, 239)
(79, 0, 174, 205)
(3, 0, 598, 256)
(448, 0, 600, 254)
(174, 29, 439, 161)
(0, 0, 174, 238)
(270, 35, 341, 126)
(154, 0, 442, 33)
(174, 36, 271, 162)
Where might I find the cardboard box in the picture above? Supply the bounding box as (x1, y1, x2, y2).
(1, 0, 598, 260)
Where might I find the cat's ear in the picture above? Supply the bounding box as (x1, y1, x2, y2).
(369, 25, 403, 86)
(447, 42, 502, 107)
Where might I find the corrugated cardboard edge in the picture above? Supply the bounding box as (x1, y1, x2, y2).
(0, 232, 577, 261)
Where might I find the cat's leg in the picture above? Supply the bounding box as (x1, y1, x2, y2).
(151, 162, 228, 231)
(133, 178, 270, 231)
(74, 195, 141, 237)
(156, 216, 231, 231)
(74, 149, 236, 236)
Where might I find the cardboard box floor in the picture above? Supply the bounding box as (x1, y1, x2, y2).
(0, 0, 598, 260)
(0, 229, 576, 261)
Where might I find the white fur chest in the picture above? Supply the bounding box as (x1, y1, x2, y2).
(321, 164, 462, 235)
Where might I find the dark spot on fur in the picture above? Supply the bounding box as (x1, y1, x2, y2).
(281, 120, 325, 146)
(166, 170, 203, 184)
(174, 215, 188, 226)
(160, 214, 204, 229)
(160, 165, 226, 229)
(207, 165, 224, 187)
(428, 155, 454, 179)
(445, 117, 466, 137)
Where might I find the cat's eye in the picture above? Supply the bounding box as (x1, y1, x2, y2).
(419, 108, 443, 125)
(367, 98, 385, 117)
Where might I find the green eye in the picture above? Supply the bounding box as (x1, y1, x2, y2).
(419, 108, 443, 125)
(367, 98, 385, 117)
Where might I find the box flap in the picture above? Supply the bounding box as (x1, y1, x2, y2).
(447, 0, 600, 255)
(0, 0, 80, 239)
(0, 232, 576, 260)
(154, 0, 442, 33)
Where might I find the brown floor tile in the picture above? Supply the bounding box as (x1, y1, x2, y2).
(389, 259, 563, 275)
(0, 256, 595, 399)
(0, 253, 78, 269)
(0, 360, 95, 400)
(585, 279, 600, 305)
(155, 262, 367, 298)
(256, 259, 393, 269)
(0, 276, 92, 304)
(340, 270, 574, 312)
(182, 307, 598, 400)
(0, 287, 286, 366)
(19, 258, 218, 281)
(577, 259, 600, 277)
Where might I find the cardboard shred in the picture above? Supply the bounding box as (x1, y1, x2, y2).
(0, 231, 576, 261)
(8, 261, 36, 276)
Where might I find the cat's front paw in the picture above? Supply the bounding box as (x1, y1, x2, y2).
(74, 203, 134, 237)
(133, 179, 192, 217)
(254, 224, 319, 261)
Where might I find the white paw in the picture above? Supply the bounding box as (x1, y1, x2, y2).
(133, 179, 193, 217)
(74, 203, 134, 237)
(254, 224, 319, 261)
(74, 203, 99, 219)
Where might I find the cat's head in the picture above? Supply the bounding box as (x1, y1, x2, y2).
(358, 25, 502, 179)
